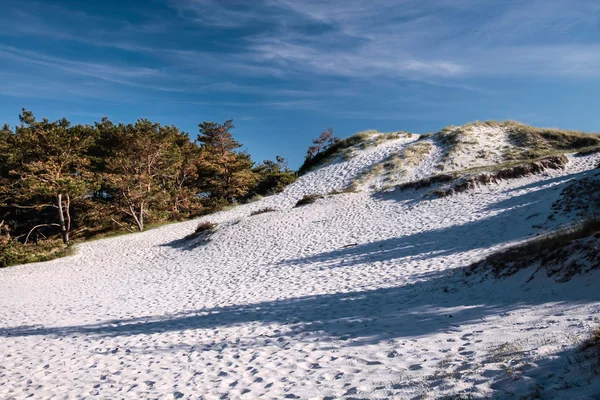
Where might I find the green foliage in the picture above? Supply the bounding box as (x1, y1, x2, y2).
(246, 156, 296, 199)
(1, 111, 290, 267)
(94, 118, 190, 231)
(0, 240, 73, 268)
(197, 120, 257, 204)
(6, 110, 96, 243)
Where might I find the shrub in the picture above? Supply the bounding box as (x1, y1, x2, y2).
(294, 194, 323, 207)
(184, 221, 218, 241)
(250, 207, 277, 216)
(195, 221, 218, 233)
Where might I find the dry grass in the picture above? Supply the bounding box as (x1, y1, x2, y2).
(397, 173, 455, 191)
(299, 130, 417, 174)
(294, 194, 324, 207)
(466, 218, 600, 281)
(437, 126, 464, 164)
(403, 141, 432, 167)
(349, 140, 432, 190)
(185, 221, 218, 241)
(434, 120, 600, 167)
(549, 173, 600, 219)
(500, 121, 600, 160)
(250, 207, 278, 216)
(398, 154, 569, 196)
(580, 326, 600, 354)
(328, 184, 360, 195)
(298, 131, 375, 174)
(434, 155, 568, 198)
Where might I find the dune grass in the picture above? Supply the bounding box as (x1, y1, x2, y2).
(298, 131, 376, 175)
(298, 130, 413, 175)
(466, 217, 600, 281)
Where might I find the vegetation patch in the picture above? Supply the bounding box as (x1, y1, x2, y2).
(501, 121, 600, 160)
(436, 126, 466, 165)
(298, 130, 375, 175)
(397, 154, 568, 197)
(184, 221, 218, 241)
(403, 141, 433, 167)
(294, 194, 324, 207)
(466, 218, 600, 282)
(328, 184, 360, 196)
(0, 240, 74, 268)
(548, 172, 600, 218)
(397, 173, 455, 192)
(250, 207, 278, 216)
(433, 120, 599, 170)
(433, 155, 568, 198)
(299, 129, 415, 175)
(0, 110, 297, 267)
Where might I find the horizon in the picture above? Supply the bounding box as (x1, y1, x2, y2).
(1, 0, 600, 168)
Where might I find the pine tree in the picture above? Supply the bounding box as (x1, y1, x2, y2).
(306, 127, 339, 160)
(196, 120, 256, 204)
(95, 118, 185, 231)
(247, 156, 296, 198)
(0, 123, 14, 179)
(10, 110, 95, 244)
(166, 135, 203, 216)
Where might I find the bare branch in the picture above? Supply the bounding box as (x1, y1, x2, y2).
(24, 224, 60, 244)
(110, 218, 135, 233)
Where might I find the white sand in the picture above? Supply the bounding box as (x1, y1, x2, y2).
(1, 137, 600, 399)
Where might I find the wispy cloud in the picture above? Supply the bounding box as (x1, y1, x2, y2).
(166, 0, 600, 80)
(0, 46, 190, 93)
(1, 0, 600, 112)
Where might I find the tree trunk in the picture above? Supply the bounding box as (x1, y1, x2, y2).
(129, 202, 144, 232)
(139, 201, 144, 232)
(56, 194, 69, 244)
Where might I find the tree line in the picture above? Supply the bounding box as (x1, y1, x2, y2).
(0, 109, 295, 256)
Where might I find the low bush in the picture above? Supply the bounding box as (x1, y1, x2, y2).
(184, 221, 218, 241)
(195, 221, 218, 233)
(250, 207, 277, 216)
(294, 194, 323, 207)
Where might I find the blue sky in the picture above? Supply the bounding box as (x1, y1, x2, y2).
(1, 0, 600, 167)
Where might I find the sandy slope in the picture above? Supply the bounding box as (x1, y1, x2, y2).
(1, 137, 600, 399)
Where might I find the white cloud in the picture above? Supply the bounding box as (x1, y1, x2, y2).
(167, 0, 600, 79)
(2, 0, 600, 103)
